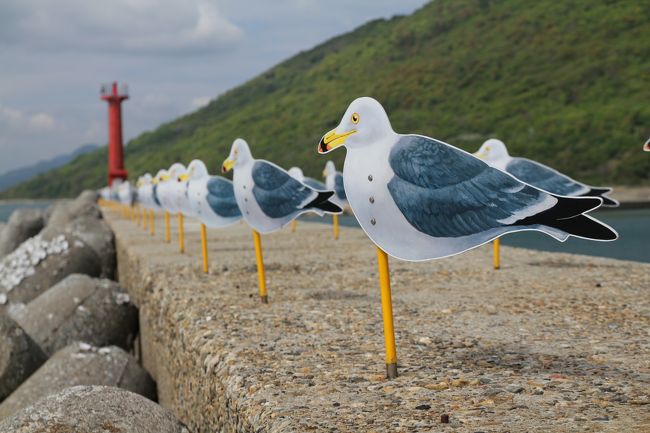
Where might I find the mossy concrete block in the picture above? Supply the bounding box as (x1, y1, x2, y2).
(0, 343, 156, 419)
(12, 274, 138, 356)
(0, 385, 188, 433)
(0, 314, 47, 402)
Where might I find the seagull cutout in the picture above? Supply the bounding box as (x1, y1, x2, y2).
(170, 164, 195, 217)
(222, 138, 342, 233)
(644, 138, 650, 152)
(136, 173, 155, 210)
(186, 159, 242, 228)
(157, 163, 186, 214)
(475, 139, 619, 207)
(288, 167, 328, 191)
(323, 161, 349, 209)
(117, 180, 135, 206)
(317, 97, 617, 261)
(151, 169, 168, 210)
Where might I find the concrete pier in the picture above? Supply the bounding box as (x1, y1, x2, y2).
(105, 208, 650, 432)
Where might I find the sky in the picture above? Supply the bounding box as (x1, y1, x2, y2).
(0, 0, 428, 175)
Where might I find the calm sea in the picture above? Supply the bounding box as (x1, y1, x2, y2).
(0, 201, 54, 223)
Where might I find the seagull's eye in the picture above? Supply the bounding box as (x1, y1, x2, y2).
(486, 146, 492, 151)
(351, 113, 360, 124)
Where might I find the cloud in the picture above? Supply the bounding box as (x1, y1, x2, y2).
(0, 105, 56, 131)
(0, 0, 243, 55)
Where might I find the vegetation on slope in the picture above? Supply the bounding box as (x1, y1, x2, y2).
(4, 0, 649, 198)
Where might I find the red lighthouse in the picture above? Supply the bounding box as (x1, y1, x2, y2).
(101, 82, 129, 186)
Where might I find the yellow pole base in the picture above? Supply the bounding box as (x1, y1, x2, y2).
(493, 238, 500, 270)
(178, 213, 185, 254)
(252, 230, 268, 304)
(149, 210, 155, 236)
(164, 212, 171, 243)
(201, 223, 209, 274)
(290, 220, 297, 233)
(333, 214, 340, 240)
(376, 247, 398, 379)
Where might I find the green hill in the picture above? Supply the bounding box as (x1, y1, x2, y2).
(3, 0, 649, 198)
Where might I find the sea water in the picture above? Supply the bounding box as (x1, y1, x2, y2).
(0, 201, 53, 223)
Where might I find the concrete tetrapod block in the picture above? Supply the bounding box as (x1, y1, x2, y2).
(12, 274, 138, 356)
(0, 342, 156, 420)
(45, 191, 101, 228)
(0, 314, 47, 403)
(0, 234, 102, 314)
(0, 209, 46, 259)
(43, 214, 116, 279)
(0, 385, 189, 433)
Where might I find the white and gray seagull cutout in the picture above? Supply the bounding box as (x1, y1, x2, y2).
(317, 97, 617, 261)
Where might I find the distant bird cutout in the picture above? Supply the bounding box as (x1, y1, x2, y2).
(475, 139, 619, 207)
(644, 138, 650, 152)
(223, 139, 341, 234)
(322, 161, 348, 239)
(317, 96, 617, 379)
(187, 159, 242, 273)
(223, 138, 342, 302)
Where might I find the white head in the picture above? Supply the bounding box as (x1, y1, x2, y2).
(474, 139, 510, 163)
(222, 138, 253, 173)
(153, 169, 168, 184)
(323, 160, 336, 178)
(168, 163, 187, 182)
(187, 159, 209, 179)
(142, 173, 152, 183)
(288, 167, 304, 182)
(318, 97, 394, 154)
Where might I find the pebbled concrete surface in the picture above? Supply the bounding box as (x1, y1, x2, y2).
(106, 207, 650, 433)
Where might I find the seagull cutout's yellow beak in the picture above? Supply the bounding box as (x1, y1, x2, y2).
(161, 174, 170, 181)
(152, 178, 159, 185)
(473, 151, 485, 159)
(222, 159, 235, 174)
(178, 173, 189, 182)
(318, 129, 356, 154)
(322, 169, 327, 178)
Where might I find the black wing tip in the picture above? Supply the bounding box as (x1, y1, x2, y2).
(304, 190, 342, 213)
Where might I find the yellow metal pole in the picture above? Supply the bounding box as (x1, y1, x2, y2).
(252, 230, 268, 304)
(493, 238, 500, 270)
(178, 213, 185, 254)
(200, 223, 209, 274)
(290, 220, 297, 233)
(149, 210, 155, 236)
(333, 214, 340, 240)
(164, 212, 171, 243)
(376, 247, 398, 379)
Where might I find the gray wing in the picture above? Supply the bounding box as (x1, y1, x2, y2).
(334, 173, 347, 200)
(387, 135, 551, 238)
(206, 177, 241, 218)
(303, 177, 328, 191)
(252, 161, 316, 218)
(506, 158, 585, 196)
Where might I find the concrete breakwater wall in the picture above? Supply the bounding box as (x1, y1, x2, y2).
(0, 193, 189, 432)
(107, 208, 650, 432)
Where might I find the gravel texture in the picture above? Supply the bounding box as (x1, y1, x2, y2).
(106, 208, 650, 433)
